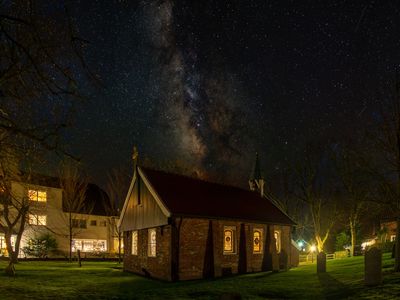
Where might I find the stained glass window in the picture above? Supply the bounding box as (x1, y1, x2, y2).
(223, 226, 236, 254)
(253, 229, 262, 253)
(148, 228, 156, 257)
(132, 231, 138, 255)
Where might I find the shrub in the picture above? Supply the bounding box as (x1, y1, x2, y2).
(22, 233, 58, 258)
(335, 231, 350, 251)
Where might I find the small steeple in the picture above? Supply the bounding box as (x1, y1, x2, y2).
(249, 152, 265, 197)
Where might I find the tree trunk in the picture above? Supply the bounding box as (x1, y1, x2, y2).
(315, 235, 324, 253)
(350, 219, 356, 257)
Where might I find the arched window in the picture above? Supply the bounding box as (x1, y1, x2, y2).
(131, 231, 138, 255)
(253, 229, 263, 253)
(148, 228, 156, 257)
(223, 226, 236, 254)
(274, 230, 281, 253)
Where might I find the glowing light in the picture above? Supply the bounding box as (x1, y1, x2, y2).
(361, 239, 376, 250)
(310, 245, 317, 252)
(298, 241, 304, 248)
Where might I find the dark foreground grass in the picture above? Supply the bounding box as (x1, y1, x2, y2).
(0, 254, 399, 299)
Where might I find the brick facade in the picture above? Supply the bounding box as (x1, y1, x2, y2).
(123, 217, 296, 281)
(123, 225, 172, 281)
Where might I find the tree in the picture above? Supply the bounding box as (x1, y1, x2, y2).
(0, 1, 91, 274)
(105, 167, 130, 263)
(334, 145, 369, 256)
(295, 148, 338, 253)
(368, 74, 400, 272)
(59, 161, 89, 262)
(0, 147, 29, 275)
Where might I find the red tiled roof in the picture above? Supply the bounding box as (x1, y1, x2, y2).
(141, 168, 295, 225)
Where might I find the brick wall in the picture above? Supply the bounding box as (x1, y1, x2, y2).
(177, 218, 293, 280)
(122, 219, 294, 281)
(123, 225, 172, 281)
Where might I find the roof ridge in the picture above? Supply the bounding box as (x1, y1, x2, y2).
(140, 166, 258, 194)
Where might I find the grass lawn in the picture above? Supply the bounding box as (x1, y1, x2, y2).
(0, 254, 399, 299)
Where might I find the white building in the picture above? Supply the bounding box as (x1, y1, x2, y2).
(0, 175, 120, 257)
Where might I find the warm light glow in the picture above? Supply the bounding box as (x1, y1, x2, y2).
(148, 228, 156, 257)
(310, 245, 316, 252)
(361, 239, 376, 250)
(72, 239, 107, 252)
(28, 214, 47, 225)
(28, 190, 47, 202)
(253, 229, 263, 253)
(223, 226, 236, 254)
(274, 230, 281, 253)
(132, 231, 138, 255)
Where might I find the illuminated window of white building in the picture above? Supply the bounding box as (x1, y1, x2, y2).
(0, 235, 16, 252)
(148, 228, 156, 257)
(28, 214, 47, 225)
(223, 226, 236, 254)
(253, 229, 263, 253)
(132, 231, 138, 255)
(72, 239, 107, 252)
(274, 230, 281, 253)
(28, 190, 47, 202)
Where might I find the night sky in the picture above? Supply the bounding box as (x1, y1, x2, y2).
(66, 1, 400, 188)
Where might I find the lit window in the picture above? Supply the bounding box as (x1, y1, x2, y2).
(72, 239, 107, 252)
(253, 229, 263, 253)
(391, 235, 396, 242)
(223, 226, 236, 254)
(132, 231, 138, 255)
(148, 228, 156, 257)
(28, 190, 47, 202)
(28, 214, 46, 225)
(274, 230, 281, 253)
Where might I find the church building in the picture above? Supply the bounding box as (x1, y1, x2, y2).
(118, 154, 297, 281)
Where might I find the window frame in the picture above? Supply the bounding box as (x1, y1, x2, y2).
(253, 228, 263, 254)
(148, 228, 156, 257)
(223, 226, 237, 255)
(28, 214, 47, 226)
(72, 219, 87, 229)
(132, 231, 138, 255)
(28, 189, 47, 202)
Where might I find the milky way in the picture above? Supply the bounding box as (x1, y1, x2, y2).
(66, 0, 400, 187)
(143, 0, 253, 179)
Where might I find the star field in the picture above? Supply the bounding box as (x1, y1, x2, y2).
(67, 0, 400, 187)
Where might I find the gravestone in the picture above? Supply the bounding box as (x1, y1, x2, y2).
(317, 252, 326, 273)
(364, 247, 382, 286)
